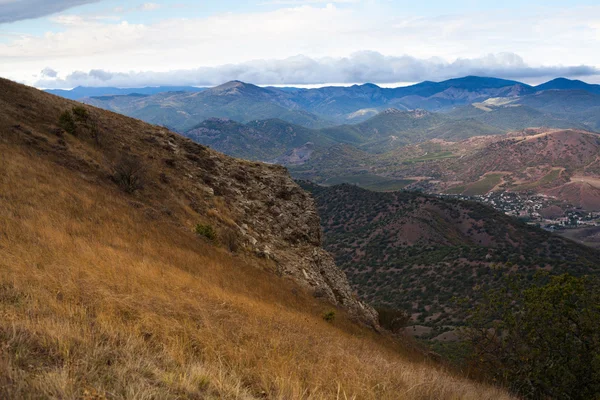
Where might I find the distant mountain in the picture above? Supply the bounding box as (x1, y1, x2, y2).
(301, 182, 600, 331)
(46, 85, 206, 100)
(446, 103, 591, 131)
(71, 76, 600, 132)
(84, 81, 332, 131)
(179, 108, 507, 167)
(535, 78, 600, 95)
(516, 89, 600, 115)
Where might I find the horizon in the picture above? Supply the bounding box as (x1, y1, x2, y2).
(41, 75, 595, 92)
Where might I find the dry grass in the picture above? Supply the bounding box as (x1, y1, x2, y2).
(0, 150, 515, 400)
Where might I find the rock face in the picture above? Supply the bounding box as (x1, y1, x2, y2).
(166, 144, 378, 325)
(0, 77, 377, 326)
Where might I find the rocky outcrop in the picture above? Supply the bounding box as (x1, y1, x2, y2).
(168, 141, 378, 325)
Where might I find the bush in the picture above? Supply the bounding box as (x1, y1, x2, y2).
(376, 306, 410, 333)
(322, 310, 336, 322)
(58, 110, 76, 135)
(195, 224, 216, 241)
(72, 106, 89, 122)
(220, 228, 239, 252)
(112, 156, 145, 193)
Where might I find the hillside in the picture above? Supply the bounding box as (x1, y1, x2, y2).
(440, 129, 600, 206)
(84, 81, 331, 132)
(445, 103, 587, 131)
(0, 78, 519, 399)
(301, 182, 600, 336)
(184, 118, 335, 162)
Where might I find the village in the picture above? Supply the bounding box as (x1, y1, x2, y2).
(441, 191, 600, 232)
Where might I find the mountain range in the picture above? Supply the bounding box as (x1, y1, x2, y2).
(49, 76, 600, 130)
(58, 76, 600, 208)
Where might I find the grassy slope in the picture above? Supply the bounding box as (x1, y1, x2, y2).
(0, 79, 513, 399)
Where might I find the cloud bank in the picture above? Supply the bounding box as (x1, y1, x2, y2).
(0, 0, 101, 23)
(35, 52, 600, 88)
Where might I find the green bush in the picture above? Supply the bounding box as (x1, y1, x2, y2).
(58, 110, 76, 135)
(322, 310, 336, 322)
(195, 224, 216, 241)
(72, 106, 89, 122)
(376, 306, 410, 333)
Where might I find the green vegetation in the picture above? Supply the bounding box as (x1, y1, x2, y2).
(72, 105, 90, 122)
(322, 310, 336, 322)
(300, 182, 600, 327)
(463, 173, 503, 196)
(375, 307, 410, 333)
(463, 274, 600, 399)
(195, 223, 217, 241)
(511, 168, 562, 191)
(58, 110, 76, 135)
(402, 151, 458, 165)
(324, 174, 414, 192)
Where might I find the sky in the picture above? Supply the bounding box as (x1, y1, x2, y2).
(1, 0, 600, 88)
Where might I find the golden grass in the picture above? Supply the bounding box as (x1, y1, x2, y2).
(0, 145, 514, 399)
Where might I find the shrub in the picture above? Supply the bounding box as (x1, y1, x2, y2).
(322, 310, 336, 322)
(112, 156, 145, 194)
(220, 228, 239, 252)
(72, 106, 89, 122)
(195, 224, 216, 241)
(376, 307, 410, 333)
(58, 110, 76, 135)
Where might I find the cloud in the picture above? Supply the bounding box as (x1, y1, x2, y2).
(40, 67, 58, 78)
(34, 52, 600, 88)
(139, 3, 161, 12)
(0, 0, 102, 24)
(2, 3, 600, 85)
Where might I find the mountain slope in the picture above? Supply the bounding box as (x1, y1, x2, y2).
(535, 78, 600, 95)
(46, 85, 206, 100)
(184, 118, 335, 162)
(439, 129, 600, 207)
(301, 182, 600, 333)
(84, 81, 331, 131)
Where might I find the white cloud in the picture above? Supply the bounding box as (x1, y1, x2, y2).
(32, 52, 600, 88)
(0, 0, 102, 23)
(40, 67, 58, 78)
(140, 3, 161, 12)
(1, 3, 599, 86)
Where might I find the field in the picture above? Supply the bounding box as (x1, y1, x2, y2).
(324, 174, 415, 192)
(401, 151, 458, 165)
(511, 168, 563, 191)
(447, 173, 504, 196)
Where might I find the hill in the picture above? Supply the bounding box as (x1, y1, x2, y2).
(535, 78, 600, 95)
(441, 129, 600, 207)
(301, 182, 600, 336)
(84, 81, 331, 132)
(445, 103, 588, 131)
(184, 118, 335, 162)
(0, 78, 518, 398)
(46, 85, 206, 100)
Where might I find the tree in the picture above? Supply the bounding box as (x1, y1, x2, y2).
(463, 273, 600, 399)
